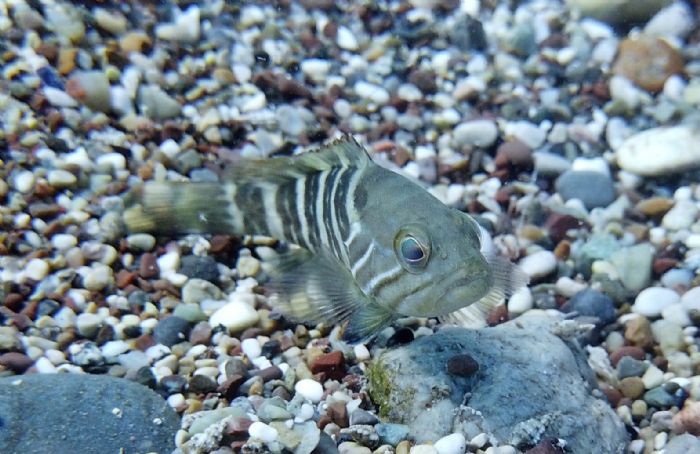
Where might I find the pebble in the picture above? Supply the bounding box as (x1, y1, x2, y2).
(153, 316, 191, 347)
(613, 35, 684, 93)
(662, 200, 699, 231)
(672, 401, 700, 435)
(375, 423, 410, 446)
(617, 356, 648, 379)
(125, 234, 156, 252)
(665, 434, 700, 454)
(644, 386, 676, 408)
(209, 297, 259, 333)
(518, 250, 557, 280)
(13, 170, 35, 193)
(411, 445, 438, 454)
(179, 255, 219, 283)
(138, 85, 182, 120)
(507, 287, 533, 314)
(354, 81, 389, 105)
(561, 289, 616, 326)
(76, 313, 102, 339)
(241, 338, 262, 359)
(642, 365, 665, 389)
(47, 169, 77, 188)
(181, 278, 222, 305)
(616, 126, 700, 176)
(66, 71, 112, 113)
(609, 243, 654, 292)
(24, 258, 49, 281)
(295, 379, 324, 403)
(337, 26, 359, 51)
(434, 433, 467, 454)
(452, 120, 498, 148)
(555, 170, 616, 209)
(248, 421, 279, 443)
(631, 287, 680, 317)
(155, 6, 200, 42)
(93, 8, 127, 35)
(681, 287, 700, 313)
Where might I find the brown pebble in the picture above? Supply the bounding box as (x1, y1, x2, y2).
(189, 322, 212, 345)
(553, 240, 571, 261)
(544, 213, 586, 244)
(271, 386, 292, 401)
(619, 377, 645, 399)
(609, 346, 646, 367)
(408, 68, 438, 94)
(327, 401, 348, 428)
(494, 140, 534, 171)
(138, 253, 159, 279)
(57, 47, 77, 75)
(119, 31, 152, 54)
(189, 375, 217, 394)
(225, 416, 252, 436)
(218, 374, 245, 401)
(4, 293, 24, 312)
(446, 354, 479, 377)
(255, 366, 283, 382)
(653, 258, 678, 275)
(28, 203, 64, 219)
(0, 352, 33, 373)
(613, 36, 685, 93)
(115, 269, 138, 289)
(673, 400, 700, 435)
(625, 317, 654, 350)
(135, 333, 156, 351)
(310, 350, 346, 381)
(95, 324, 115, 346)
(602, 386, 622, 407)
(635, 197, 674, 218)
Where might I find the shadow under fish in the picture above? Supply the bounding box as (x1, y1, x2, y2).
(123, 136, 528, 343)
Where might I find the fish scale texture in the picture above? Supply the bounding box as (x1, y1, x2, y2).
(0, 373, 179, 454)
(368, 313, 628, 453)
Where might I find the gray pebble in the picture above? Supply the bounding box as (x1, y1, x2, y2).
(644, 386, 676, 408)
(665, 433, 700, 454)
(179, 255, 219, 283)
(375, 423, 410, 446)
(555, 170, 616, 209)
(561, 289, 616, 327)
(349, 409, 379, 426)
(616, 356, 648, 379)
(153, 316, 191, 347)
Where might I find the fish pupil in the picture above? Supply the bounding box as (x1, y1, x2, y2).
(401, 237, 424, 262)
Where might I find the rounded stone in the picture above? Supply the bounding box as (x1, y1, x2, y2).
(613, 35, 684, 93)
(153, 316, 191, 347)
(555, 170, 616, 209)
(631, 287, 680, 317)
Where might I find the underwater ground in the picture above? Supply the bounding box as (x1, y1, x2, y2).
(2, 1, 700, 453)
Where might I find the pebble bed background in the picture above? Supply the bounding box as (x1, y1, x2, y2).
(1, 0, 700, 453)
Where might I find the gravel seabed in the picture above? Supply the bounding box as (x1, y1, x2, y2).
(2, 1, 700, 453)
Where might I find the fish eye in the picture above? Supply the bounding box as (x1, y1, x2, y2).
(394, 226, 431, 272)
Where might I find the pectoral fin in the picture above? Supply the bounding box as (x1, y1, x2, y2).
(268, 247, 394, 343)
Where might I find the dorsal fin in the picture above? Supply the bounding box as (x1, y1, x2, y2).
(226, 135, 371, 183)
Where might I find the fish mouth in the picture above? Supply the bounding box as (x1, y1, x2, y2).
(431, 273, 488, 316)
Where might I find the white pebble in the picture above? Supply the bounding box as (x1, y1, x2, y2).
(101, 340, 130, 358)
(434, 432, 467, 454)
(34, 357, 57, 373)
(51, 233, 78, 251)
(572, 157, 610, 176)
(661, 303, 691, 327)
(300, 59, 331, 82)
(410, 445, 438, 454)
(295, 378, 324, 403)
(681, 286, 700, 313)
(167, 393, 186, 409)
(662, 200, 698, 230)
(76, 312, 102, 338)
(248, 421, 278, 443)
(504, 121, 546, 149)
(155, 5, 200, 42)
(507, 287, 533, 314)
(337, 26, 359, 51)
(632, 287, 680, 317)
(354, 81, 389, 104)
(43, 86, 78, 107)
(13, 170, 35, 193)
(96, 153, 126, 171)
(555, 276, 587, 297)
(518, 250, 557, 279)
(47, 169, 77, 188)
(452, 119, 498, 148)
(157, 251, 180, 276)
(24, 258, 49, 281)
(353, 344, 370, 361)
(159, 139, 180, 158)
(241, 338, 262, 359)
(616, 126, 700, 176)
(209, 298, 259, 333)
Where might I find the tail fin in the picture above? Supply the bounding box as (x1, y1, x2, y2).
(123, 182, 236, 235)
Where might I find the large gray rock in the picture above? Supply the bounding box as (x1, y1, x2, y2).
(0, 373, 179, 453)
(367, 313, 628, 453)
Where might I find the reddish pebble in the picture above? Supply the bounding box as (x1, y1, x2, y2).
(327, 400, 348, 428)
(673, 400, 700, 435)
(189, 322, 212, 345)
(609, 346, 645, 367)
(653, 258, 678, 275)
(544, 213, 586, 244)
(525, 438, 565, 454)
(601, 386, 622, 407)
(115, 269, 138, 288)
(0, 352, 34, 373)
(218, 374, 245, 401)
(310, 350, 346, 381)
(487, 304, 509, 326)
(139, 253, 159, 279)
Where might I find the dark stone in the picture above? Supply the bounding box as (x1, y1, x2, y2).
(616, 356, 648, 379)
(138, 253, 159, 279)
(375, 423, 410, 446)
(525, 438, 566, 453)
(160, 374, 187, 395)
(152, 316, 190, 347)
(449, 15, 487, 51)
(349, 409, 379, 426)
(254, 366, 283, 382)
(95, 324, 115, 346)
(260, 339, 281, 358)
(609, 346, 646, 367)
(134, 366, 157, 389)
(0, 374, 179, 453)
(179, 255, 219, 283)
(310, 351, 346, 381)
(189, 322, 212, 345)
(312, 431, 340, 454)
(446, 354, 479, 377)
(555, 170, 616, 209)
(386, 327, 414, 347)
(218, 374, 245, 401)
(408, 69, 437, 94)
(188, 375, 217, 394)
(35, 299, 60, 317)
(0, 352, 33, 373)
(644, 386, 676, 408)
(560, 289, 616, 327)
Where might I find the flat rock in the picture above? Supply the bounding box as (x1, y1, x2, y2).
(367, 313, 628, 452)
(616, 126, 700, 177)
(0, 374, 179, 453)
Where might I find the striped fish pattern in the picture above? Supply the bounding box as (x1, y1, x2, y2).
(123, 137, 527, 342)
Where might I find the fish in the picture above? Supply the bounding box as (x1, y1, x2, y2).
(122, 136, 527, 343)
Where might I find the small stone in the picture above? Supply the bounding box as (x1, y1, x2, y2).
(188, 375, 217, 394)
(138, 85, 181, 120)
(181, 278, 222, 304)
(673, 401, 700, 435)
(555, 170, 615, 209)
(257, 399, 292, 422)
(25, 258, 49, 281)
(617, 356, 648, 379)
(619, 377, 645, 399)
(76, 313, 102, 339)
(613, 35, 684, 93)
(13, 170, 35, 193)
(179, 255, 219, 283)
(632, 287, 680, 317)
(560, 289, 616, 327)
(0, 352, 33, 373)
(665, 434, 700, 454)
(609, 244, 654, 292)
(635, 197, 674, 217)
(644, 386, 676, 408)
(47, 169, 77, 188)
(189, 322, 212, 345)
(337, 26, 358, 51)
(434, 433, 467, 454)
(83, 264, 114, 291)
(93, 8, 127, 34)
(518, 250, 557, 280)
(209, 298, 259, 333)
(452, 119, 498, 148)
(248, 421, 278, 443)
(507, 287, 533, 314)
(125, 234, 156, 252)
(153, 316, 191, 347)
(295, 379, 324, 403)
(663, 200, 699, 231)
(446, 354, 479, 377)
(139, 253, 160, 279)
(616, 126, 700, 176)
(310, 351, 346, 381)
(642, 365, 665, 389)
(609, 346, 645, 367)
(65, 71, 112, 113)
(119, 32, 152, 53)
(354, 81, 389, 105)
(349, 409, 379, 426)
(155, 6, 200, 43)
(624, 317, 654, 349)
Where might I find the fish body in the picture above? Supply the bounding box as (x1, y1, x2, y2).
(123, 137, 526, 342)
